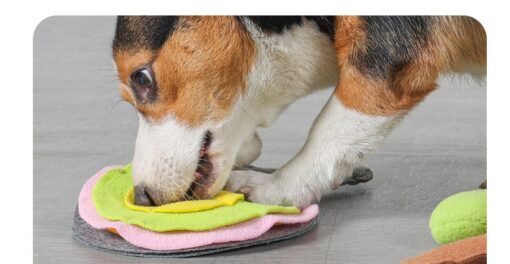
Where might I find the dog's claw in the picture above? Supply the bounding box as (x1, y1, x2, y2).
(342, 167, 374, 186)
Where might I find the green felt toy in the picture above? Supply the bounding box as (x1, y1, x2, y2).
(92, 165, 300, 232)
(429, 189, 486, 245)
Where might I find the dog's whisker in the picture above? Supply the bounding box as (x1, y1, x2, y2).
(196, 164, 208, 170)
(182, 192, 192, 201)
(190, 181, 207, 188)
(187, 188, 200, 200)
(108, 98, 124, 115)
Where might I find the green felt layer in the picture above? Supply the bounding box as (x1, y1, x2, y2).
(429, 190, 486, 245)
(92, 165, 300, 232)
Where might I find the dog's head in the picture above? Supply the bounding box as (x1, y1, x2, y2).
(112, 16, 259, 205)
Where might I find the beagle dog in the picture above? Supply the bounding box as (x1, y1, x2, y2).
(112, 16, 486, 207)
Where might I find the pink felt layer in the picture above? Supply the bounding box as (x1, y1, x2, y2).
(78, 166, 320, 251)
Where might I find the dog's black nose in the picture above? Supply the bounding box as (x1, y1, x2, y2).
(133, 185, 155, 206)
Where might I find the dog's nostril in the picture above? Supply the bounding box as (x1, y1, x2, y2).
(134, 185, 155, 206)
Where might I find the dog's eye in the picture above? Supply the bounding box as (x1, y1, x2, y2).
(131, 69, 153, 89)
(129, 68, 156, 103)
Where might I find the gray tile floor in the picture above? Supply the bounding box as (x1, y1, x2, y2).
(34, 16, 486, 264)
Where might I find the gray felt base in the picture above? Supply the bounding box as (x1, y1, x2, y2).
(72, 207, 319, 258)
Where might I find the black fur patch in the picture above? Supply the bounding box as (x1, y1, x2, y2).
(113, 16, 179, 51)
(306, 16, 336, 39)
(243, 16, 335, 39)
(351, 16, 432, 80)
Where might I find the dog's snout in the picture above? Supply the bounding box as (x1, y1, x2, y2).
(133, 185, 155, 206)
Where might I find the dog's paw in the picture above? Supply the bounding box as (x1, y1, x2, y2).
(248, 182, 319, 208)
(226, 170, 317, 208)
(226, 169, 274, 194)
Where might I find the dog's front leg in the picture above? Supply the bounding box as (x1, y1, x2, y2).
(227, 95, 403, 207)
(234, 132, 263, 169)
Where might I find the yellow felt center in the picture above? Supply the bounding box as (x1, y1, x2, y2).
(124, 190, 245, 213)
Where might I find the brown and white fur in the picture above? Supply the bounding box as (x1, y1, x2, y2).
(112, 16, 486, 207)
